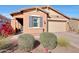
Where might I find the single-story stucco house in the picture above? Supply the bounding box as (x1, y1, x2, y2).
(11, 6, 70, 35)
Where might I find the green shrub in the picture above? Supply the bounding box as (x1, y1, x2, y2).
(76, 29, 79, 33)
(0, 37, 12, 50)
(40, 32, 57, 50)
(0, 35, 5, 40)
(57, 36, 70, 47)
(18, 34, 35, 52)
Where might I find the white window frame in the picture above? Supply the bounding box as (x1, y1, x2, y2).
(29, 15, 42, 29)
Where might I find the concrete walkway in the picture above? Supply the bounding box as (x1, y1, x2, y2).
(55, 32, 79, 48)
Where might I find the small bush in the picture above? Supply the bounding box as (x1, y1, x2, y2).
(76, 29, 79, 33)
(57, 36, 70, 47)
(0, 37, 12, 50)
(18, 34, 35, 52)
(40, 32, 57, 50)
(0, 37, 18, 50)
(0, 22, 15, 37)
(0, 35, 5, 40)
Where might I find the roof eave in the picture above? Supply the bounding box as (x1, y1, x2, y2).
(10, 7, 49, 17)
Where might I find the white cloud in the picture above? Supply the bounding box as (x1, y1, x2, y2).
(0, 13, 12, 19)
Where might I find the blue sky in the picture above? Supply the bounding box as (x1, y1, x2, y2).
(0, 5, 79, 19)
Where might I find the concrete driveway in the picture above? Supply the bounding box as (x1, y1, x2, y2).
(35, 32, 79, 49)
(54, 32, 79, 48)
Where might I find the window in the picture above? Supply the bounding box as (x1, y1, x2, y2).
(29, 16, 43, 28)
(33, 17, 38, 27)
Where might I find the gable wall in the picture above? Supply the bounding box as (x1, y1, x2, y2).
(43, 9, 69, 21)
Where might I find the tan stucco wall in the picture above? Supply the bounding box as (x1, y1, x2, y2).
(43, 9, 69, 21)
(49, 10, 67, 19)
(23, 11, 47, 35)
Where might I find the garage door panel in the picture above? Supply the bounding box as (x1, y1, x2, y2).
(48, 21, 67, 32)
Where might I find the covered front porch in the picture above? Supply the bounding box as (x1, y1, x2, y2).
(11, 18, 23, 34)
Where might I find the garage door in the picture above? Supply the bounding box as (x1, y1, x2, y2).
(48, 21, 67, 32)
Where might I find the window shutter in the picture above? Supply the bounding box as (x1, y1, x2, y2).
(29, 16, 33, 27)
(40, 17, 43, 27)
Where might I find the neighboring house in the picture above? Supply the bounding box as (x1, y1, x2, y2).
(0, 14, 10, 28)
(68, 18, 79, 32)
(11, 6, 70, 35)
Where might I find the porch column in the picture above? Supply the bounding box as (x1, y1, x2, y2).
(11, 18, 16, 31)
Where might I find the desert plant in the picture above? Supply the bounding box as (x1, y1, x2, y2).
(0, 37, 12, 50)
(18, 34, 35, 52)
(40, 32, 57, 50)
(0, 37, 18, 50)
(76, 29, 79, 33)
(57, 36, 70, 47)
(0, 22, 15, 37)
(0, 35, 5, 40)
